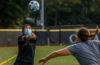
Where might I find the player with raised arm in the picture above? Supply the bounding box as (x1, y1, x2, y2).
(38, 26, 100, 65)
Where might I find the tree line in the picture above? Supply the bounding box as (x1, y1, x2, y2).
(0, 0, 100, 28)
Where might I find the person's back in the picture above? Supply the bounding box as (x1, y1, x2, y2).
(67, 40, 100, 65)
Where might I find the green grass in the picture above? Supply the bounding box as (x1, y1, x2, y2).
(0, 47, 17, 65)
(0, 46, 79, 65)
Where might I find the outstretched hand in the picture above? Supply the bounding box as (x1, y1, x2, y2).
(30, 33, 36, 39)
(38, 58, 47, 65)
(26, 33, 36, 40)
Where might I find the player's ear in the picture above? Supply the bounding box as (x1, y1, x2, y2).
(76, 36, 82, 43)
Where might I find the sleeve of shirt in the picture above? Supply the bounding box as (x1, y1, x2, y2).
(67, 44, 78, 55)
(18, 35, 24, 46)
(30, 38, 37, 43)
(30, 32, 37, 44)
(95, 40, 100, 49)
(18, 35, 26, 42)
(18, 35, 22, 42)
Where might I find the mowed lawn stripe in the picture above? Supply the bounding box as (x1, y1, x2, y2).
(0, 55, 17, 65)
(0, 47, 18, 63)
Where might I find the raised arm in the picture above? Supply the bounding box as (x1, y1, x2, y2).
(30, 33, 37, 40)
(38, 48, 72, 65)
(90, 25, 99, 38)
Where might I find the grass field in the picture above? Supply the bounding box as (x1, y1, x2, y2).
(0, 46, 79, 65)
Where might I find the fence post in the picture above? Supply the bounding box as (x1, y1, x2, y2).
(59, 27, 62, 46)
(47, 29, 50, 46)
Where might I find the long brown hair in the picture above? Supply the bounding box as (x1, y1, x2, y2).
(77, 27, 90, 42)
(77, 27, 99, 42)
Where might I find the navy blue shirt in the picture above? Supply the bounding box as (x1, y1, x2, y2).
(14, 35, 36, 65)
(67, 40, 100, 65)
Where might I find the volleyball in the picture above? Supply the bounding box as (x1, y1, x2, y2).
(29, 1, 40, 11)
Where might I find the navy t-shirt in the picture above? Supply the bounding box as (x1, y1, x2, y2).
(67, 40, 100, 65)
(14, 35, 36, 65)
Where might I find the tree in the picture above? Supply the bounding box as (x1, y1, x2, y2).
(0, 0, 31, 28)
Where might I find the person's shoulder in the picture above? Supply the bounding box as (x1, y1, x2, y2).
(89, 40, 100, 43)
(18, 35, 22, 37)
(67, 43, 81, 54)
(88, 40, 100, 45)
(18, 35, 23, 38)
(68, 43, 80, 48)
(72, 42, 87, 47)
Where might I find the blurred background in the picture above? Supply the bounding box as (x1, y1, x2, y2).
(0, 0, 100, 28)
(0, 0, 100, 46)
